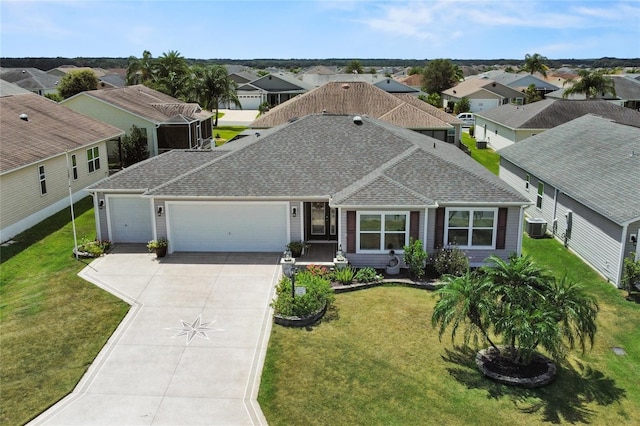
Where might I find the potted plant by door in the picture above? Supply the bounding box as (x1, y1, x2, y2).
(147, 238, 168, 258)
(286, 240, 307, 258)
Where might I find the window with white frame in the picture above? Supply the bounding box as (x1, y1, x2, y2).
(537, 182, 544, 209)
(87, 146, 100, 173)
(71, 154, 78, 180)
(357, 212, 408, 252)
(445, 208, 497, 248)
(38, 165, 47, 195)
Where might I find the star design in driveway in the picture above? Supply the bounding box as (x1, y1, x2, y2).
(167, 315, 222, 344)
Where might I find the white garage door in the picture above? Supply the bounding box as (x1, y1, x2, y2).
(109, 197, 153, 243)
(469, 99, 499, 113)
(169, 203, 288, 252)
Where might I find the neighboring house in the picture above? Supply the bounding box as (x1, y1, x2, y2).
(98, 74, 126, 89)
(441, 78, 525, 113)
(475, 99, 640, 150)
(301, 73, 419, 94)
(0, 67, 59, 96)
(0, 79, 32, 96)
(397, 73, 424, 90)
(249, 82, 462, 144)
(498, 114, 640, 286)
(472, 70, 560, 95)
(86, 114, 530, 268)
(0, 92, 124, 242)
(228, 70, 259, 85)
(60, 85, 214, 161)
(234, 73, 316, 109)
(546, 75, 640, 110)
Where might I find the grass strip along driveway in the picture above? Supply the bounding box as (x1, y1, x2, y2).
(0, 197, 129, 425)
(258, 235, 640, 425)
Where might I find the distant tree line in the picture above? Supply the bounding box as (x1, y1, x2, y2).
(2, 57, 639, 72)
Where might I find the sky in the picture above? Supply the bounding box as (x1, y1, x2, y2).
(1, 0, 639, 60)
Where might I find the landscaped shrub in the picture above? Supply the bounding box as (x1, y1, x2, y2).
(432, 245, 469, 277)
(332, 266, 355, 285)
(306, 264, 330, 278)
(403, 238, 427, 279)
(76, 238, 111, 257)
(354, 267, 381, 283)
(271, 270, 334, 318)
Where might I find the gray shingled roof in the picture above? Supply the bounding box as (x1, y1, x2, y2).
(477, 99, 640, 129)
(86, 150, 226, 191)
(0, 67, 60, 91)
(89, 114, 528, 207)
(499, 114, 640, 224)
(1, 93, 124, 173)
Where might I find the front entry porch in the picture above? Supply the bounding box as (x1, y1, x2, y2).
(296, 241, 338, 265)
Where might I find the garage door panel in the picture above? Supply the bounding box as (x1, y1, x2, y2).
(169, 203, 287, 252)
(109, 197, 153, 243)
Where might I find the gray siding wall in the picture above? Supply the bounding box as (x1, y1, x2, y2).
(154, 199, 168, 240)
(289, 201, 303, 242)
(500, 159, 626, 286)
(341, 206, 522, 269)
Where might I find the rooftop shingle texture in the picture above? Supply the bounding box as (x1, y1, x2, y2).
(0, 68, 59, 90)
(477, 99, 640, 129)
(1, 93, 124, 173)
(442, 78, 523, 99)
(141, 115, 528, 206)
(499, 114, 640, 224)
(87, 150, 227, 191)
(75, 85, 213, 123)
(251, 82, 453, 129)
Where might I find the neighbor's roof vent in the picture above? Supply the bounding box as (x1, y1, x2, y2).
(353, 115, 363, 125)
(19, 113, 28, 121)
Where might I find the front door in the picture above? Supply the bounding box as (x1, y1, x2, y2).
(305, 202, 337, 241)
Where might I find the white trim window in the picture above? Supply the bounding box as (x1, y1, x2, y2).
(87, 146, 100, 173)
(38, 165, 47, 195)
(357, 211, 408, 252)
(445, 208, 497, 249)
(536, 182, 544, 209)
(71, 154, 78, 180)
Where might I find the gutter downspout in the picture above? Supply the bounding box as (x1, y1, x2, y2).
(517, 205, 525, 256)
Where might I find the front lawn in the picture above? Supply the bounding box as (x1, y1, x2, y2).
(461, 132, 500, 175)
(0, 197, 129, 425)
(258, 236, 640, 425)
(214, 125, 247, 146)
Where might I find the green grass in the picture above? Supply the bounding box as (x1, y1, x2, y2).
(213, 125, 247, 146)
(0, 197, 129, 425)
(259, 236, 640, 425)
(461, 131, 500, 175)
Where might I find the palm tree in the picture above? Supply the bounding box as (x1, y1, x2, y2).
(192, 65, 241, 126)
(563, 69, 617, 99)
(433, 254, 599, 370)
(126, 50, 155, 86)
(522, 53, 550, 78)
(154, 50, 189, 99)
(431, 271, 498, 349)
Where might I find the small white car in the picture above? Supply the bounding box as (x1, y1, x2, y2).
(456, 112, 475, 127)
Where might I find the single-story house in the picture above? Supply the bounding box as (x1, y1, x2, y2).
(301, 73, 420, 94)
(442, 78, 525, 113)
(498, 114, 640, 286)
(0, 92, 124, 241)
(87, 114, 530, 268)
(250, 81, 462, 144)
(0, 67, 60, 96)
(234, 73, 316, 110)
(475, 99, 640, 150)
(60, 85, 215, 161)
(546, 75, 640, 110)
(472, 70, 560, 95)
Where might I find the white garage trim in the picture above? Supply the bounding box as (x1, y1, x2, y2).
(166, 201, 289, 253)
(106, 195, 154, 243)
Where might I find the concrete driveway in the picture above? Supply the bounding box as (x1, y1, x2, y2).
(30, 246, 280, 425)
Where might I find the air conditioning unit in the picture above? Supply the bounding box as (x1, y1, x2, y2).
(526, 217, 547, 238)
